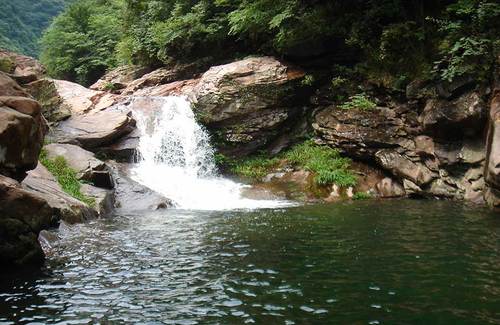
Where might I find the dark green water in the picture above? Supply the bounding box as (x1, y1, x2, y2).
(0, 200, 499, 324)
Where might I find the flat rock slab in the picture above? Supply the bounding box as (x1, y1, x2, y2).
(52, 109, 136, 150)
(22, 163, 97, 224)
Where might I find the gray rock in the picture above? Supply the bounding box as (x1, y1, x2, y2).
(22, 163, 97, 224)
(43, 143, 114, 189)
(375, 149, 435, 186)
(375, 177, 406, 198)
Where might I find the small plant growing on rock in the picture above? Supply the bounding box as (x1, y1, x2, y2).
(340, 93, 376, 111)
(0, 57, 14, 73)
(301, 74, 315, 86)
(353, 192, 372, 200)
(39, 149, 95, 206)
(230, 156, 281, 180)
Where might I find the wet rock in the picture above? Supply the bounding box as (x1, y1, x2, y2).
(190, 56, 305, 155)
(110, 163, 173, 212)
(0, 94, 46, 181)
(43, 143, 114, 189)
(80, 184, 114, 217)
(376, 177, 406, 198)
(0, 174, 54, 267)
(22, 163, 97, 223)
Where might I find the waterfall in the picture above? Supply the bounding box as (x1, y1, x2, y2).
(129, 96, 293, 210)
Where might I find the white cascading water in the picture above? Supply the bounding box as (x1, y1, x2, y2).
(130, 96, 293, 210)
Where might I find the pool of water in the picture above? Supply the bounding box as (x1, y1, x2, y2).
(0, 200, 499, 324)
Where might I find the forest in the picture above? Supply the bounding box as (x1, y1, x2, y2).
(0, 0, 73, 57)
(38, 0, 500, 88)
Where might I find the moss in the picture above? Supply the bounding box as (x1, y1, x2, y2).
(39, 149, 95, 206)
(0, 57, 15, 73)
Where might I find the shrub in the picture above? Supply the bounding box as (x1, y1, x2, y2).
(284, 140, 357, 187)
(39, 149, 95, 206)
(353, 192, 372, 200)
(339, 93, 376, 111)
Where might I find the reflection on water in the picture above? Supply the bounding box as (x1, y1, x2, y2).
(0, 200, 499, 324)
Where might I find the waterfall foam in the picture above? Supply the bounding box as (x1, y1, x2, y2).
(130, 96, 294, 210)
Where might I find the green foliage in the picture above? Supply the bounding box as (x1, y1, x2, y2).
(340, 93, 376, 111)
(39, 0, 499, 86)
(231, 140, 357, 188)
(353, 192, 372, 200)
(284, 140, 357, 187)
(0, 0, 74, 57)
(0, 57, 14, 73)
(40, 0, 122, 85)
(39, 149, 95, 206)
(301, 74, 315, 86)
(430, 0, 500, 82)
(230, 156, 280, 180)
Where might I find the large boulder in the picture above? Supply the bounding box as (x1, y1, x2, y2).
(484, 88, 500, 208)
(0, 88, 46, 181)
(0, 71, 29, 97)
(420, 92, 487, 138)
(25, 79, 72, 124)
(0, 174, 54, 267)
(43, 143, 114, 188)
(0, 50, 45, 84)
(90, 65, 150, 92)
(190, 56, 306, 156)
(51, 108, 136, 150)
(313, 106, 412, 159)
(22, 164, 99, 223)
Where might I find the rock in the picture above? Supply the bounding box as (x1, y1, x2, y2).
(484, 88, 500, 208)
(25, 79, 72, 123)
(313, 105, 408, 159)
(51, 108, 136, 150)
(90, 65, 150, 92)
(190, 56, 305, 155)
(420, 92, 487, 138)
(43, 143, 114, 189)
(414, 135, 435, 157)
(0, 72, 29, 97)
(80, 184, 114, 217)
(376, 177, 406, 198)
(0, 95, 46, 181)
(121, 61, 207, 95)
(110, 163, 173, 212)
(0, 174, 54, 267)
(375, 149, 435, 186)
(52, 79, 106, 115)
(22, 163, 97, 223)
(0, 50, 45, 84)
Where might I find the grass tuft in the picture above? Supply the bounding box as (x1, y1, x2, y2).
(230, 140, 357, 187)
(39, 149, 95, 206)
(339, 93, 376, 110)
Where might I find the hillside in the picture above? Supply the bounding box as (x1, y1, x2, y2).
(0, 0, 73, 57)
